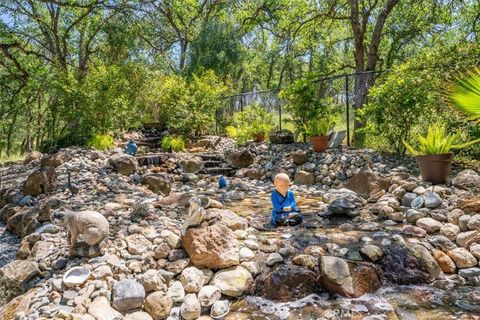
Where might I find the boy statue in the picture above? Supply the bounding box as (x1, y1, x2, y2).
(271, 173, 303, 227)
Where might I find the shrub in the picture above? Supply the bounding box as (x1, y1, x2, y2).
(362, 44, 480, 154)
(86, 134, 115, 150)
(145, 70, 229, 135)
(228, 104, 275, 145)
(161, 135, 185, 152)
(279, 78, 339, 140)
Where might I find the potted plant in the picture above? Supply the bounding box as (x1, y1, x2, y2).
(304, 117, 335, 152)
(402, 123, 480, 184)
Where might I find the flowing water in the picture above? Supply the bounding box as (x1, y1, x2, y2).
(0, 222, 19, 268)
(220, 192, 480, 319)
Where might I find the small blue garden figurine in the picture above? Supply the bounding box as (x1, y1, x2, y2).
(271, 173, 303, 227)
(124, 140, 138, 156)
(218, 175, 227, 189)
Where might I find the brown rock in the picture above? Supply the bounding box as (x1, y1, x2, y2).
(291, 151, 309, 165)
(246, 168, 266, 180)
(22, 166, 57, 196)
(294, 171, 315, 185)
(141, 173, 171, 196)
(7, 208, 39, 237)
(319, 256, 380, 298)
(458, 196, 480, 214)
(204, 209, 248, 231)
(345, 169, 390, 199)
(182, 224, 239, 269)
(108, 154, 138, 175)
(23, 151, 43, 165)
(452, 169, 480, 193)
(432, 249, 456, 274)
(447, 248, 478, 268)
(145, 291, 173, 320)
(226, 150, 254, 168)
(41, 152, 68, 167)
(256, 265, 318, 301)
(0, 260, 41, 300)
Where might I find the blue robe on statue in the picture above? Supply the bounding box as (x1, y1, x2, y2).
(271, 189, 303, 226)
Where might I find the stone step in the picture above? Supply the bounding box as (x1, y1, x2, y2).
(201, 167, 235, 176)
(203, 160, 223, 168)
(135, 154, 168, 167)
(198, 153, 225, 161)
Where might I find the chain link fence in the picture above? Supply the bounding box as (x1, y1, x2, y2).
(215, 72, 379, 146)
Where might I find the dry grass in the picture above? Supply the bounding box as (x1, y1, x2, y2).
(0, 153, 25, 165)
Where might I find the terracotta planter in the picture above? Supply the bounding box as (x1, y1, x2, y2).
(310, 136, 329, 152)
(254, 133, 265, 142)
(415, 153, 453, 185)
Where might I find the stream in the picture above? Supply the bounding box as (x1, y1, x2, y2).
(219, 192, 480, 319)
(0, 222, 19, 268)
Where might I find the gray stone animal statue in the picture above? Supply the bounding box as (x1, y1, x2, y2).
(51, 209, 109, 257)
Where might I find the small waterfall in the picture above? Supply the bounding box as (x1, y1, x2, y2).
(0, 222, 19, 268)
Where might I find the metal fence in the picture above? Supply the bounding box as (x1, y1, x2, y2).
(216, 72, 373, 146)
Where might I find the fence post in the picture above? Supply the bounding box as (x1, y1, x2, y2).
(279, 103, 282, 131)
(345, 75, 350, 146)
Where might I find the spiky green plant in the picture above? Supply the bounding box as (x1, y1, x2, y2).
(402, 123, 480, 156)
(303, 117, 335, 137)
(450, 68, 480, 122)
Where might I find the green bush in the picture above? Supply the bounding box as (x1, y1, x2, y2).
(361, 45, 480, 154)
(228, 104, 275, 145)
(145, 70, 229, 135)
(86, 134, 115, 150)
(279, 78, 339, 140)
(161, 135, 185, 152)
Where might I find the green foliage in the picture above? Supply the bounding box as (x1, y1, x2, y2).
(361, 45, 480, 153)
(146, 70, 229, 135)
(303, 117, 335, 137)
(228, 104, 275, 145)
(87, 134, 115, 150)
(450, 67, 480, 122)
(161, 136, 185, 152)
(402, 122, 480, 156)
(279, 78, 338, 139)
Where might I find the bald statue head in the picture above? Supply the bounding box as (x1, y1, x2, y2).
(274, 173, 290, 196)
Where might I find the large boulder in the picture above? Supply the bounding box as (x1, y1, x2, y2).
(256, 265, 318, 301)
(0, 260, 41, 301)
(226, 150, 254, 168)
(41, 151, 68, 167)
(209, 266, 253, 297)
(204, 208, 248, 231)
(319, 256, 380, 298)
(453, 169, 480, 193)
(23, 151, 43, 165)
(182, 224, 240, 269)
(179, 157, 204, 174)
(141, 173, 171, 196)
(108, 154, 138, 175)
(345, 169, 389, 199)
(269, 130, 294, 144)
(112, 279, 146, 311)
(22, 166, 57, 196)
(379, 245, 431, 285)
